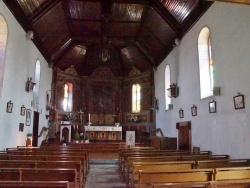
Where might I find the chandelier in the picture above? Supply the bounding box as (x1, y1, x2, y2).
(99, 48, 110, 62)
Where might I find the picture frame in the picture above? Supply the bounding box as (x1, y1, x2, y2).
(26, 109, 31, 126)
(20, 105, 26, 116)
(233, 94, 245, 110)
(6, 100, 13, 113)
(19, 123, 24, 132)
(179, 109, 184, 118)
(209, 101, 216, 113)
(191, 105, 197, 116)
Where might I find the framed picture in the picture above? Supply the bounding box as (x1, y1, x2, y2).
(26, 109, 31, 126)
(233, 94, 245, 110)
(209, 101, 216, 113)
(179, 109, 184, 118)
(6, 101, 13, 113)
(20, 106, 26, 116)
(19, 123, 24, 132)
(191, 105, 197, 116)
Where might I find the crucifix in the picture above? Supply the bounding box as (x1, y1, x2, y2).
(78, 109, 84, 123)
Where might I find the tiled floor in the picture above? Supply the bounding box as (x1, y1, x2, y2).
(85, 163, 126, 188)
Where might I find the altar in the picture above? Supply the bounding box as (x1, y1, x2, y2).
(85, 125, 122, 141)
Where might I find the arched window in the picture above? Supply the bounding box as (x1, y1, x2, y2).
(165, 64, 171, 110)
(33, 59, 41, 106)
(132, 83, 141, 112)
(0, 15, 7, 95)
(198, 27, 214, 99)
(63, 83, 73, 111)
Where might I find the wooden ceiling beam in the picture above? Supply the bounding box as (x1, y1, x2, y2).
(29, 0, 62, 25)
(50, 38, 74, 66)
(149, 0, 180, 37)
(134, 41, 155, 68)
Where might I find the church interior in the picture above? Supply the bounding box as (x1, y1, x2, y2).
(0, 0, 250, 187)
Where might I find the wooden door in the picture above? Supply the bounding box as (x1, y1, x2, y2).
(32, 111, 39, 146)
(176, 121, 191, 151)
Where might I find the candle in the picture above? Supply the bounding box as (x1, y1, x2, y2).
(88, 113, 90, 122)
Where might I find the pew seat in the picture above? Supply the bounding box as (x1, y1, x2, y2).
(0, 181, 69, 188)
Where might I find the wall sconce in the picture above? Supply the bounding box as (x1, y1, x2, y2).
(167, 83, 179, 98)
(26, 77, 36, 93)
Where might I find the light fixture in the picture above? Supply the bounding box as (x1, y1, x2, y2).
(26, 77, 36, 92)
(167, 83, 179, 98)
(99, 48, 110, 62)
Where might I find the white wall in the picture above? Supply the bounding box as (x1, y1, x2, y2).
(155, 2, 250, 158)
(0, 1, 52, 150)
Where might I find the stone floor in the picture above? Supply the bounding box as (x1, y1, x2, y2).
(85, 153, 126, 188)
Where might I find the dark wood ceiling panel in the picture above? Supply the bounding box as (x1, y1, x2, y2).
(57, 44, 86, 73)
(111, 3, 145, 22)
(32, 2, 67, 41)
(137, 26, 166, 62)
(17, 0, 48, 16)
(158, 0, 198, 24)
(69, 1, 102, 20)
(41, 23, 71, 53)
(109, 22, 139, 37)
(144, 7, 176, 46)
(70, 21, 102, 37)
(3, 0, 213, 75)
(120, 45, 152, 75)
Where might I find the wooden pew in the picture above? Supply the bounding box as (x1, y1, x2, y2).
(0, 168, 77, 188)
(128, 159, 250, 187)
(127, 161, 195, 187)
(151, 181, 209, 188)
(151, 179, 250, 188)
(0, 181, 70, 188)
(121, 151, 214, 172)
(0, 155, 87, 184)
(119, 150, 211, 172)
(4, 150, 89, 170)
(0, 160, 83, 188)
(136, 167, 250, 188)
(122, 155, 229, 179)
(135, 169, 213, 188)
(209, 179, 250, 187)
(196, 159, 250, 169)
(214, 166, 250, 181)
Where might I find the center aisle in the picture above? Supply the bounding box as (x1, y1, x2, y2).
(85, 159, 126, 188)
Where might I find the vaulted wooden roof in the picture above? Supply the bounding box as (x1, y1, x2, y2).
(4, 0, 213, 77)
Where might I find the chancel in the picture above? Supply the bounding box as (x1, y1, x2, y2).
(1, 0, 250, 187)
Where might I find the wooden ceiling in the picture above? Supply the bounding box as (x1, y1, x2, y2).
(4, 0, 213, 77)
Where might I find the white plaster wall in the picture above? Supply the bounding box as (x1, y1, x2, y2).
(155, 2, 250, 158)
(0, 1, 52, 150)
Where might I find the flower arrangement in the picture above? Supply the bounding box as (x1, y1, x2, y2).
(84, 133, 89, 140)
(129, 115, 138, 123)
(79, 132, 84, 141)
(65, 113, 76, 121)
(75, 132, 80, 141)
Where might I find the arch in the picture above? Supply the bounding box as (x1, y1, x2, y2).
(165, 64, 171, 110)
(63, 82, 73, 111)
(198, 27, 214, 99)
(0, 15, 8, 95)
(33, 59, 41, 106)
(132, 83, 141, 113)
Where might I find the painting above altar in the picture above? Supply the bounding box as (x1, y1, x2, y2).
(90, 113, 116, 125)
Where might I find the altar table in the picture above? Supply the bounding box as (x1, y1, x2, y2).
(85, 126, 122, 141)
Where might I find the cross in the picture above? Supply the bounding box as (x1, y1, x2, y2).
(78, 109, 84, 123)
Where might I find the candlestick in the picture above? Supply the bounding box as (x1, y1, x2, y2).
(88, 113, 90, 122)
